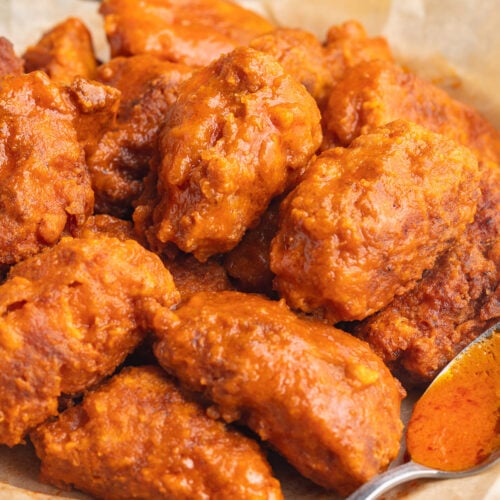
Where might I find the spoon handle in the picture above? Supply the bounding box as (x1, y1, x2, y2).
(346, 461, 440, 500)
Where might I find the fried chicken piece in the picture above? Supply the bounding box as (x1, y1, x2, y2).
(167, 254, 233, 302)
(271, 120, 480, 323)
(355, 160, 500, 384)
(23, 18, 97, 84)
(153, 291, 404, 496)
(31, 366, 282, 500)
(138, 47, 322, 261)
(0, 71, 94, 265)
(87, 55, 192, 216)
(0, 37, 24, 77)
(0, 236, 179, 447)
(100, 0, 274, 67)
(323, 59, 500, 163)
(223, 198, 280, 295)
(250, 28, 333, 107)
(323, 20, 393, 85)
(320, 58, 500, 378)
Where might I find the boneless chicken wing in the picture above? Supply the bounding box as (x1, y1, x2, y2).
(271, 120, 480, 322)
(100, 0, 274, 67)
(31, 366, 282, 500)
(0, 71, 94, 265)
(323, 59, 500, 163)
(153, 291, 404, 496)
(23, 17, 97, 84)
(138, 47, 322, 261)
(355, 160, 500, 384)
(321, 58, 500, 381)
(0, 237, 178, 446)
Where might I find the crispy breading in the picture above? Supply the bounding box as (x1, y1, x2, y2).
(23, 17, 97, 84)
(271, 120, 480, 322)
(100, 0, 274, 67)
(31, 366, 282, 500)
(0, 237, 178, 446)
(138, 47, 322, 261)
(250, 28, 333, 106)
(323, 59, 500, 163)
(355, 161, 500, 384)
(153, 291, 404, 496)
(223, 198, 280, 295)
(167, 254, 233, 301)
(0, 71, 94, 265)
(88, 55, 193, 216)
(323, 20, 393, 85)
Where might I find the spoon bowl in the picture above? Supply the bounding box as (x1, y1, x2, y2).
(347, 320, 500, 500)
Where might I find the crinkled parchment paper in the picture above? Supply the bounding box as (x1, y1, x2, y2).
(0, 0, 499, 498)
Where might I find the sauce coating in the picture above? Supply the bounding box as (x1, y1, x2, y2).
(406, 330, 500, 471)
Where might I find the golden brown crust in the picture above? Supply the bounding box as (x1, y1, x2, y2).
(141, 47, 322, 261)
(153, 291, 404, 496)
(167, 254, 234, 301)
(323, 20, 393, 86)
(223, 198, 280, 295)
(0, 237, 179, 446)
(323, 59, 500, 163)
(271, 120, 480, 322)
(88, 55, 193, 216)
(250, 28, 333, 106)
(355, 161, 500, 384)
(31, 366, 283, 500)
(100, 0, 274, 67)
(72, 214, 139, 242)
(23, 17, 97, 84)
(0, 71, 94, 265)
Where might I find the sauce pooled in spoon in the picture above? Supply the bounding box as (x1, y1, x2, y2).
(406, 328, 500, 471)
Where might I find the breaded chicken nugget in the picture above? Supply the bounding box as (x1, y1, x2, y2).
(0, 71, 94, 265)
(271, 120, 480, 323)
(0, 237, 178, 446)
(139, 47, 322, 261)
(355, 160, 500, 384)
(31, 366, 282, 500)
(23, 17, 97, 84)
(100, 0, 274, 67)
(323, 59, 500, 163)
(153, 291, 404, 496)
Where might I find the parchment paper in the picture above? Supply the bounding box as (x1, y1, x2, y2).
(0, 1, 499, 498)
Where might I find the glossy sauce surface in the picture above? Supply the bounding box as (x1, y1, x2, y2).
(406, 330, 500, 471)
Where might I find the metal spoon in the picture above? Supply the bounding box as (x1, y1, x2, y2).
(347, 320, 500, 500)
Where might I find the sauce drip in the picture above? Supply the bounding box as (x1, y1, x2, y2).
(406, 330, 500, 471)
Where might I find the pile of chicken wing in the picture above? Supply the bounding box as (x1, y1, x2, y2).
(0, 0, 498, 498)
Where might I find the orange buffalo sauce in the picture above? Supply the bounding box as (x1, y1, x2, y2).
(406, 331, 499, 471)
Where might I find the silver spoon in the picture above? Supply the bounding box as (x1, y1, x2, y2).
(347, 320, 500, 500)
